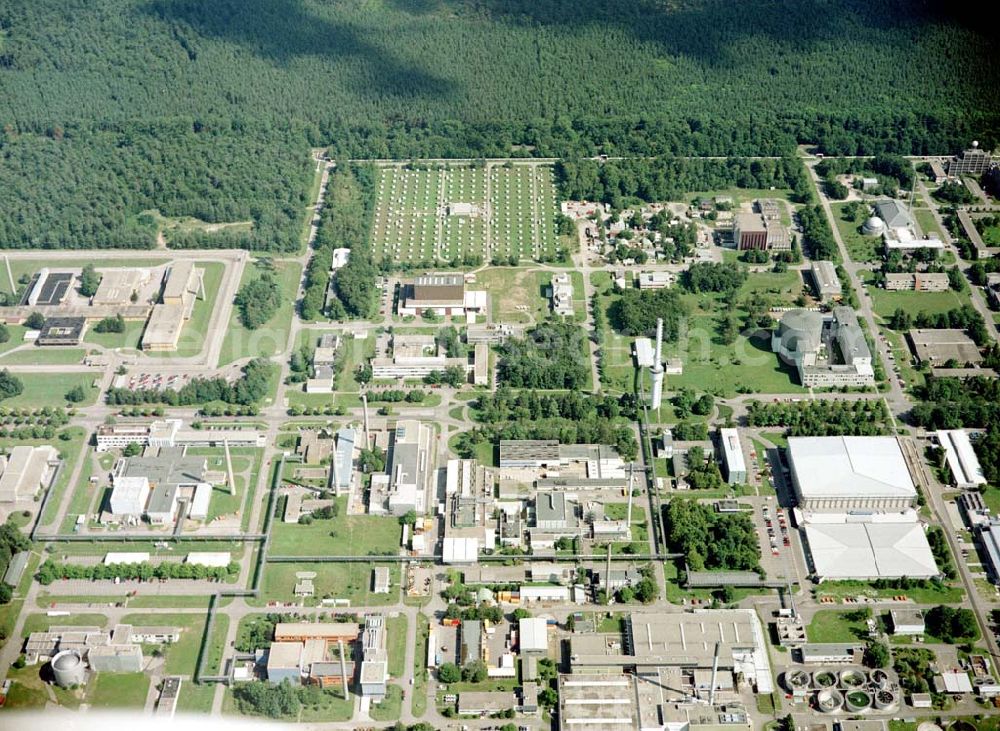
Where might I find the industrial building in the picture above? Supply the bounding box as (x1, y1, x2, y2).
(567, 610, 773, 696)
(96, 419, 265, 451)
(633, 337, 655, 368)
(888, 609, 926, 636)
(549, 272, 575, 316)
(397, 274, 487, 319)
(519, 617, 549, 655)
(24, 623, 179, 673)
(771, 307, 875, 388)
(265, 622, 360, 687)
(36, 316, 86, 346)
(108, 476, 151, 519)
(466, 322, 523, 344)
(803, 521, 939, 581)
(637, 271, 675, 290)
(787, 436, 917, 512)
(377, 420, 434, 516)
(810, 260, 842, 302)
(978, 519, 1000, 585)
(499, 440, 625, 475)
(371, 332, 475, 380)
(908, 329, 983, 366)
(142, 261, 203, 351)
(718, 428, 747, 485)
(92, 268, 151, 306)
(935, 429, 987, 488)
(884, 272, 950, 292)
(359, 614, 389, 698)
(330, 427, 358, 495)
(0, 445, 59, 503)
(112, 452, 213, 524)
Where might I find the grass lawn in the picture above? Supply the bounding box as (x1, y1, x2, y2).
(219, 259, 302, 366)
(205, 614, 230, 675)
(830, 202, 878, 263)
(0, 347, 87, 365)
(121, 612, 209, 676)
(1, 372, 98, 408)
(806, 609, 871, 643)
(269, 497, 400, 556)
(21, 612, 109, 636)
(476, 267, 550, 324)
(386, 615, 407, 678)
(84, 319, 147, 350)
(0, 325, 28, 356)
(913, 208, 944, 239)
(88, 672, 150, 709)
(370, 684, 403, 722)
(869, 287, 968, 320)
(259, 561, 400, 605)
(59, 449, 98, 532)
(412, 613, 429, 718)
(176, 682, 218, 714)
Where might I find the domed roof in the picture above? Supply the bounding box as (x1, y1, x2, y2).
(862, 216, 885, 235)
(53, 650, 82, 670)
(777, 310, 823, 353)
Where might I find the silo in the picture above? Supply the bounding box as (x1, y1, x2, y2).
(51, 649, 86, 688)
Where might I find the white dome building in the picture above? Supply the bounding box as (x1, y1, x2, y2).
(862, 216, 885, 236)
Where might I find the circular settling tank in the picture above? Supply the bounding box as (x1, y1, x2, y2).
(873, 689, 896, 710)
(839, 669, 865, 688)
(845, 689, 872, 712)
(816, 688, 844, 713)
(813, 670, 837, 688)
(783, 670, 810, 692)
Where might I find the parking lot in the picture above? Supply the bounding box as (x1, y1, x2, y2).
(746, 497, 799, 584)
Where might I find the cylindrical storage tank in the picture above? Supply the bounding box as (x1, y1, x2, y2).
(871, 669, 889, 688)
(51, 649, 86, 688)
(873, 689, 896, 710)
(845, 689, 872, 712)
(815, 688, 844, 713)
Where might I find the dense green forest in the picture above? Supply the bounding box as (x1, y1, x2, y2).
(0, 1, 998, 249)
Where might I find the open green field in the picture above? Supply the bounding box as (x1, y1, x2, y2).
(371, 163, 560, 264)
(806, 609, 871, 643)
(269, 497, 400, 556)
(869, 287, 968, 320)
(258, 561, 400, 605)
(830, 202, 878, 263)
(0, 372, 98, 408)
(601, 268, 808, 397)
(218, 258, 302, 366)
(89, 672, 151, 709)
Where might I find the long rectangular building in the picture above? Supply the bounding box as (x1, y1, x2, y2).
(936, 429, 987, 488)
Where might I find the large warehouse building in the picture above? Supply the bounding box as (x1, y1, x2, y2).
(804, 520, 939, 581)
(787, 436, 917, 512)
